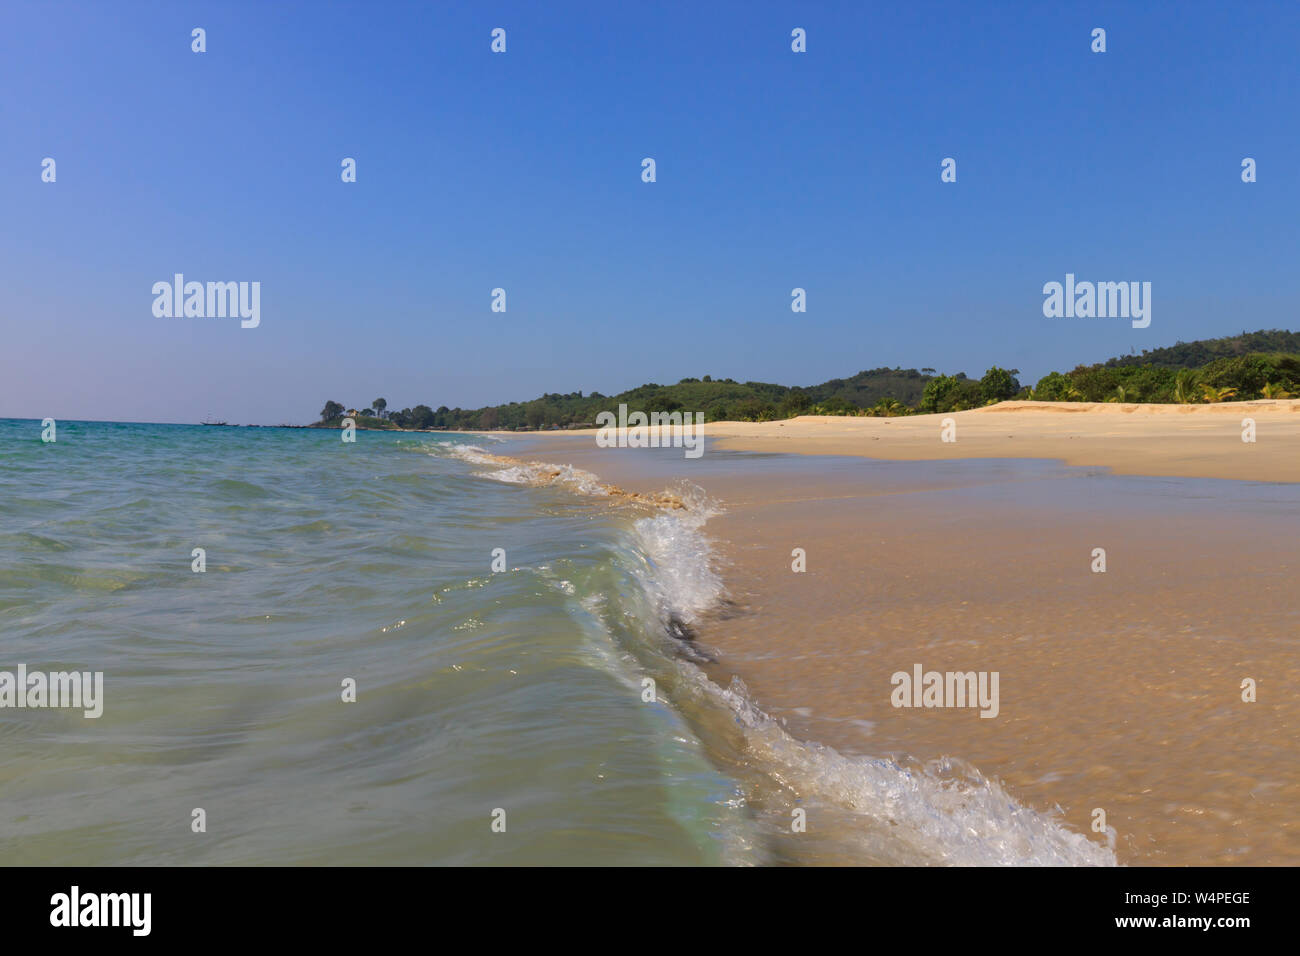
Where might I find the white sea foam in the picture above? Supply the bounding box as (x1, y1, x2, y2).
(625, 486, 724, 629)
(679, 668, 1117, 866)
(442, 444, 611, 496)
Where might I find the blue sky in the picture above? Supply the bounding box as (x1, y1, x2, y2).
(3, 0, 1298, 424)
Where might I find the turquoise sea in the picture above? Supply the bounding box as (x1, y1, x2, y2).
(0, 420, 1114, 865)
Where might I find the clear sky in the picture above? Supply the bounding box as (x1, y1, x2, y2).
(3, 0, 1298, 424)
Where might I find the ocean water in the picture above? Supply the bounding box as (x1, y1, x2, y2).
(0, 420, 1113, 866)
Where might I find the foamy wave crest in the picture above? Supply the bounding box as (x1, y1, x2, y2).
(679, 667, 1117, 866)
(625, 485, 724, 630)
(441, 444, 702, 510)
(440, 444, 610, 495)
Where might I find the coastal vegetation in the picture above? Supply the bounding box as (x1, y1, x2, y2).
(313, 330, 1300, 430)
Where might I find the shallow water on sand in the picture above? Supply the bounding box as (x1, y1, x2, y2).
(527, 440, 1299, 865)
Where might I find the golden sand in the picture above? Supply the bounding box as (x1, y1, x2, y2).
(691, 482, 1298, 865)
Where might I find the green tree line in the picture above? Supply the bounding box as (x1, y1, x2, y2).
(312, 330, 1300, 429)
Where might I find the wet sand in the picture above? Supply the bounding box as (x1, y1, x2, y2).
(500, 426, 1300, 866)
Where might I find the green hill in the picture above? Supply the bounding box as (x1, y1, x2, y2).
(1101, 329, 1300, 369)
(313, 329, 1299, 429)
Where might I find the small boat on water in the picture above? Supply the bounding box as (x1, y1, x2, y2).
(200, 418, 229, 426)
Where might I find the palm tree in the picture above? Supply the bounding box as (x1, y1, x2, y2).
(373, 398, 388, 420)
(1173, 370, 1195, 404)
(874, 397, 904, 416)
(1200, 384, 1238, 403)
(1261, 382, 1293, 399)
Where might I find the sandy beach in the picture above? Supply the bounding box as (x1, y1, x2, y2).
(504, 401, 1300, 865)
(516, 399, 1300, 483)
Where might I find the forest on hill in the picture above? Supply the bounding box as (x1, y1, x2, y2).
(314, 329, 1300, 430)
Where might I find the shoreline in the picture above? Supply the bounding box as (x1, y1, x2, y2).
(486, 422, 1300, 866)
(496, 399, 1300, 484)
